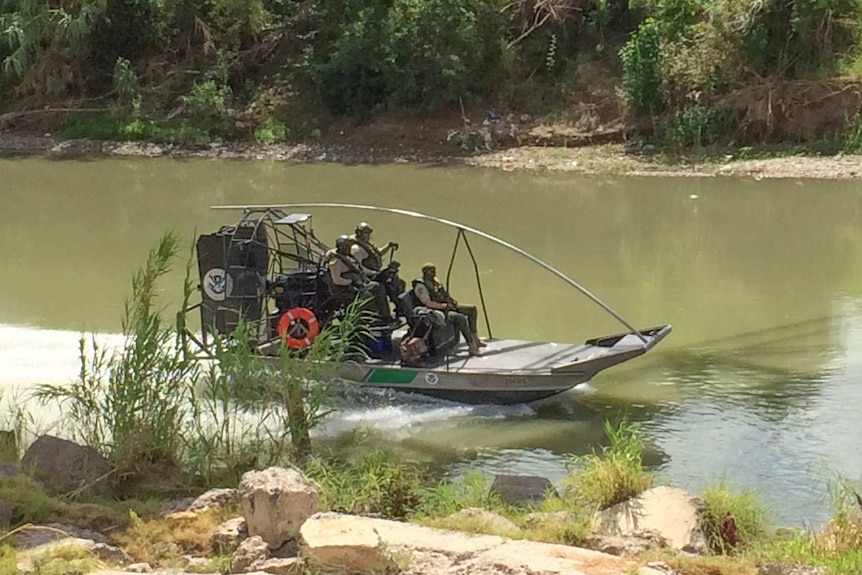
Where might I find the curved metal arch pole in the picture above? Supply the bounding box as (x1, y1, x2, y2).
(212, 202, 647, 343)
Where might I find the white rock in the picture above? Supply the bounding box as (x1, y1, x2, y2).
(239, 467, 318, 549)
(258, 557, 302, 575)
(592, 486, 707, 553)
(299, 512, 395, 574)
(126, 563, 152, 573)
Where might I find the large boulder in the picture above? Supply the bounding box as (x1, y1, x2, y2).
(12, 524, 109, 549)
(299, 512, 396, 574)
(161, 487, 239, 516)
(491, 474, 557, 506)
(21, 435, 113, 497)
(0, 462, 21, 478)
(15, 537, 128, 572)
(238, 467, 318, 549)
(592, 486, 706, 554)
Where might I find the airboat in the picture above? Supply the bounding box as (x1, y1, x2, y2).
(187, 203, 671, 405)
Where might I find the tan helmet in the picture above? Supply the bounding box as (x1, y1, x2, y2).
(335, 234, 353, 251)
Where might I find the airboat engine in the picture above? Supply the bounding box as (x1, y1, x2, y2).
(196, 224, 268, 341)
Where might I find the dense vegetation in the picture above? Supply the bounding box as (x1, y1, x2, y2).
(3, 0, 862, 148)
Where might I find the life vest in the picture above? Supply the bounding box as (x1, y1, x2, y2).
(412, 277, 449, 305)
(277, 307, 320, 349)
(328, 252, 363, 286)
(352, 237, 383, 271)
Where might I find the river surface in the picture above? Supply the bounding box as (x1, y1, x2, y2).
(3, 157, 862, 526)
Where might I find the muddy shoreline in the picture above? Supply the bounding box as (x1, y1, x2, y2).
(3, 129, 862, 179)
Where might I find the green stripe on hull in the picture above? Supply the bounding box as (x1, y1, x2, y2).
(365, 368, 417, 384)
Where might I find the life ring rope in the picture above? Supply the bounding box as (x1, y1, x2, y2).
(277, 307, 320, 349)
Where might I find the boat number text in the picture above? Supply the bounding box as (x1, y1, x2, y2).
(505, 377, 527, 385)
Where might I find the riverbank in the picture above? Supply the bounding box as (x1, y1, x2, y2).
(3, 127, 862, 180)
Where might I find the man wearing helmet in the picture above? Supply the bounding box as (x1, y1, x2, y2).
(350, 222, 405, 307)
(327, 235, 394, 324)
(412, 262, 486, 356)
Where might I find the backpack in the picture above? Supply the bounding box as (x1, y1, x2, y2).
(399, 313, 433, 366)
(399, 336, 429, 367)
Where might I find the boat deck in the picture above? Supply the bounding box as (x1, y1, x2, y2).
(365, 333, 648, 375)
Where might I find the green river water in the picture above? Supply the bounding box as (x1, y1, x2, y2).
(2, 157, 862, 526)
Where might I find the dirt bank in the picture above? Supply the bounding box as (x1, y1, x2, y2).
(3, 128, 862, 180)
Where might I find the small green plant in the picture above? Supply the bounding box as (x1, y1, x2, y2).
(563, 417, 652, 510)
(843, 112, 862, 153)
(812, 477, 862, 556)
(413, 471, 502, 517)
(0, 475, 55, 527)
(113, 56, 141, 113)
(253, 117, 287, 144)
(700, 479, 769, 554)
(0, 545, 15, 574)
(659, 104, 733, 148)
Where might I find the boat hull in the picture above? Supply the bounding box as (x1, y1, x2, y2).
(328, 325, 672, 405)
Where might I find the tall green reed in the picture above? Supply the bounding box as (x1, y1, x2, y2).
(183, 297, 374, 484)
(35, 232, 199, 471)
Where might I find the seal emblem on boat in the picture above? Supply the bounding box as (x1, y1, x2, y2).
(183, 203, 672, 405)
(202, 268, 230, 301)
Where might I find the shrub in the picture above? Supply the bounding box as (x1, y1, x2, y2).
(254, 117, 288, 144)
(700, 480, 770, 554)
(300, 0, 506, 115)
(113, 56, 141, 112)
(182, 79, 232, 126)
(563, 417, 652, 510)
(383, 0, 502, 110)
(619, 18, 662, 114)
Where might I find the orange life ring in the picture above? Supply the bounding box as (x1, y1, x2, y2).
(277, 307, 320, 349)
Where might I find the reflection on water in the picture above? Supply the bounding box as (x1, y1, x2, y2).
(3, 157, 862, 525)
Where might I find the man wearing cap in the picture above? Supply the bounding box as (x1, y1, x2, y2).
(350, 222, 405, 306)
(412, 262, 486, 356)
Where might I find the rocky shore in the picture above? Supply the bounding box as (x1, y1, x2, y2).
(3, 127, 862, 180)
(1, 435, 829, 575)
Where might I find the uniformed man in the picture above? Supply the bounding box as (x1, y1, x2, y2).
(328, 235, 394, 324)
(350, 222, 405, 307)
(412, 262, 486, 356)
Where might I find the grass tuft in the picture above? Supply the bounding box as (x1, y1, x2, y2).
(304, 450, 428, 519)
(563, 417, 653, 510)
(700, 480, 770, 554)
(113, 509, 231, 568)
